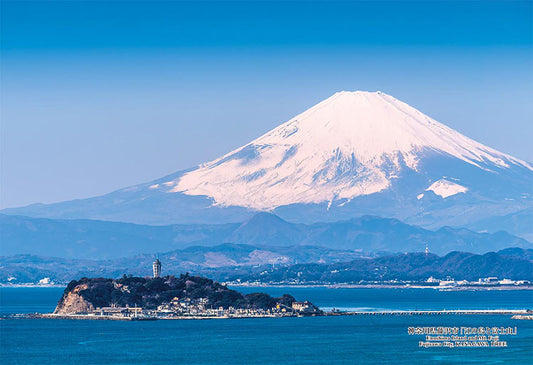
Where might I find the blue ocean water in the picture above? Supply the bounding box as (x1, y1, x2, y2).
(236, 286, 533, 312)
(1, 287, 532, 364)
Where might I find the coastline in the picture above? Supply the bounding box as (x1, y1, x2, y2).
(0, 284, 64, 288)
(8, 309, 532, 322)
(228, 283, 533, 291)
(2, 283, 533, 291)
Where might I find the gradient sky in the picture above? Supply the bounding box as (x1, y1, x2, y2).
(1, 1, 532, 208)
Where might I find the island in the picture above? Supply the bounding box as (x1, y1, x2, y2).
(49, 273, 322, 320)
(24, 268, 531, 321)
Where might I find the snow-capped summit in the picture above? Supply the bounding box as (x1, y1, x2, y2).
(2, 91, 531, 237)
(160, 91, 530, 210)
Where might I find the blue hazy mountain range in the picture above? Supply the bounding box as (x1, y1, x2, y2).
(1, 213, 529, 260)
(2, 92, 531, 240)
(0, 243, 364, 284)
(2, 247, 532, 285)
(238, 249, 533, 283)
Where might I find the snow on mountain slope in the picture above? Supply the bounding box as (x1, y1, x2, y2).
(425, 179, 468, 199)
(2, 91, 531, 237)
(155, 91, 530, 210)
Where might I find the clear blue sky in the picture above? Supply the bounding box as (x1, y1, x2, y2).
(1, 1, 532, 208)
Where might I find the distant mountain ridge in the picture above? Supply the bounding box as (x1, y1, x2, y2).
(238, 249, 533, 283)
(1, 213, 530, 260)
(0, 243, 366, 284)
(2, 91, 531, 238)
(2, 247, 532, 285)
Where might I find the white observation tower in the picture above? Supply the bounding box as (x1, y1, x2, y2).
(153, 257, 161, 278)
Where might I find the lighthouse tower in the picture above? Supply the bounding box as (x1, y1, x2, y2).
(153, 257, 161, 278)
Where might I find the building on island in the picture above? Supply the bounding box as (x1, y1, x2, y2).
(291, 301, 322, 315)
(153, 258, 161, 278)
(292, 301, 314, 312)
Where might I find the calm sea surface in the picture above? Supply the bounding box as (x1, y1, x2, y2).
(1, 287, 532, 364)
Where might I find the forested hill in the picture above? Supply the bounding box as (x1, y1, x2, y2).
(237, 249, 533, 283)
(54, 274, 296, 314)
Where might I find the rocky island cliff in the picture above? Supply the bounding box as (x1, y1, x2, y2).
(54, 274, 300, 315)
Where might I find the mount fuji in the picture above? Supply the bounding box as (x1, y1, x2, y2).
(3, 91, 532, 238)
